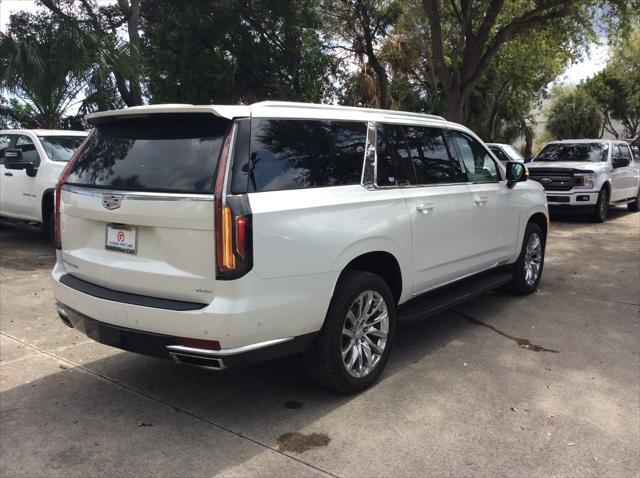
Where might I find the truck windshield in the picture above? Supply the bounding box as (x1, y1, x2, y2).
(534, 143, 608, 162)
(503, 145, 524, 161)
(38, 136, 86, 162)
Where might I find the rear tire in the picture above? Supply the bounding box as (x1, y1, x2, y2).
(303, 271, 396, 393)
(591, 187, 610, 222)
(505, 222, 545, 295)
(627, 189, 639, 212)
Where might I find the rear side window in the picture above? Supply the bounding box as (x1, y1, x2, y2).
(246, 119, 367, 192)
(377, 124, 465, 186)
(66, 114, 228, 193)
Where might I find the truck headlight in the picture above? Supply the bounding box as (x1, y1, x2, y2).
(575, 173, 595, 189)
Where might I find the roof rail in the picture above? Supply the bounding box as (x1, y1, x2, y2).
(251, 101, 447, 121)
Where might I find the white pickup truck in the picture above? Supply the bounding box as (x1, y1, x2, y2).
(528, 139, 640, 222)
(0, 129, 88, 237)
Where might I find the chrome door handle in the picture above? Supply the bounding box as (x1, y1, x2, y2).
(416, 202, 435, 213)
(473, 196, 488, 206)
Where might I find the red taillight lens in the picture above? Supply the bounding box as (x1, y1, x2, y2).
(214, 123, 253, 280)
(55, 135, 90, 249)
(175, 337, 221, 350)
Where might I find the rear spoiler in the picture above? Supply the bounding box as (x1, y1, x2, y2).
(85, 104, 250, 125)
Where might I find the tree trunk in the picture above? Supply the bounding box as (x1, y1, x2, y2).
(445, 89, 465, 123)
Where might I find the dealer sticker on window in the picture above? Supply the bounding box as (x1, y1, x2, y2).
(106, 224, 137, 254)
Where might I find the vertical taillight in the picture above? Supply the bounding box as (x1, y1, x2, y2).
(214, 123, 253, 280)
(55, 135, 89, 249)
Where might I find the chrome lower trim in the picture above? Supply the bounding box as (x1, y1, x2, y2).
(61, 185, 214, 201)
(165, 337, 294, 357)
(169, 353, 226, 371)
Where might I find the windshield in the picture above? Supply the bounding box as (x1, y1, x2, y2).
(39, 136, 86, 162)
(502, 145, 524, 161)
(534, 143, 608, 162)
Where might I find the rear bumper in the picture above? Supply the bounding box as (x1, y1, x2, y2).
(56, 302, 316, 369)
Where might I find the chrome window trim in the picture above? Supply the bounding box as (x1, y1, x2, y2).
(61, 185, 214, 201)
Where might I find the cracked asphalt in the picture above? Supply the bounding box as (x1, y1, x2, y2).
(1, 208, 639, 477)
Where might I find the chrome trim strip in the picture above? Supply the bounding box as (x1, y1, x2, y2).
(61, 185, 214, 201)
(166, 337, 294, 357)
(169, 352, 226, 371)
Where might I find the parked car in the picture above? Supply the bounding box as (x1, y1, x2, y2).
(486, 143, 525, 164)
(52, 102, 548, 393)
(528, 139, 640, 222)
(0, 129, 88, 237)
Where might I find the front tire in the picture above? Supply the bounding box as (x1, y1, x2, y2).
(506, 222, 545, 295)
(303, 271, 396, 393)
(627, 189, 639, 212)
(591, 187, 610, 222)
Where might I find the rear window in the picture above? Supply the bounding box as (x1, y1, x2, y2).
(246, 119, 367, 192)
(39, 136, 86, 161)
(66, 114, 228, 193)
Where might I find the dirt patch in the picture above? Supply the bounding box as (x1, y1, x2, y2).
(277, 432, 330, 453)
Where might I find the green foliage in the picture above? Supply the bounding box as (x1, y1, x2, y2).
(547, 88, 603, 139)
(143, 0, 335, 104)
(583, 28, 640, 138)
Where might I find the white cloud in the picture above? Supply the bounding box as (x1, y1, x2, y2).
(559, 43, 610, 85)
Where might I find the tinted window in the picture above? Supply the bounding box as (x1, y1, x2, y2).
(450, 131, 499, 183)
(377, 124, 415, 186)
(248, 119, 366, 192)
(15, 135, 39, 163)
(403, 126, 465, 184)
(534, 143, 608, 162)
(39, 136, 86, 161)
(67, 114, 228, 193)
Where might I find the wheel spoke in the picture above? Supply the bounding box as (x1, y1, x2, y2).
(342, 327, 354, 339)
(365, 336, 384, 355)
(365, 327, 387, 338)
(367, 311, 388, 326)
(347, 344, 359, 369)
(361, 341, 373, 368)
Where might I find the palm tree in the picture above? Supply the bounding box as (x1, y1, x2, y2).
(0, 12, 134, 129)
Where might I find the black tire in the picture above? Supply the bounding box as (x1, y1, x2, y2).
(627, 189, 639, 212)
(591, 187, 610, 222)
(43, 210, 55, 243)
(505, 222, 545, 295)
(303, 270, 396, 393)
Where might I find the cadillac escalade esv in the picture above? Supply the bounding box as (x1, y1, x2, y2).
(52, 102, 548, 392)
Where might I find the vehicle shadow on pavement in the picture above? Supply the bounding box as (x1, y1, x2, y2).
(0, 310, 482, 476)
(0, 221, 54, 273)
(549, 205, 635, 224)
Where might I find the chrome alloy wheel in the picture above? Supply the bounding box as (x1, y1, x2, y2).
(524, 232, 543, 286)
(341, 290, 389, 378)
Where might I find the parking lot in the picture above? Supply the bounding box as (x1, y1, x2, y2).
(1, 210, 638, 477)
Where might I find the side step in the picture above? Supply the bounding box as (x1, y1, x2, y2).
(398, 270, 513, 322)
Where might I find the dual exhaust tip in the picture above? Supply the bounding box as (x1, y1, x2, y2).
(169, 352, 226, 371)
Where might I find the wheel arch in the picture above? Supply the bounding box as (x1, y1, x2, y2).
(528, 212, 548, 240)
(333, 250, 403, 305)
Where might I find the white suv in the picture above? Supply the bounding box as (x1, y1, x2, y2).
(528, 139, 640, 222)
(0, 129, 88, 237)
(51, 102, 548, 392)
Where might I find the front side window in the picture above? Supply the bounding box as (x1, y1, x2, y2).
(39, 136, 86, 161)
(0, 134, 11, 163)
(534, 143, 608, 163)
(617, 144, 632, 161)
(247, 119, 366, 192)
(449, 131, 499, 183)
(15, 135, 39, 164)
(66, 114, 228, 193)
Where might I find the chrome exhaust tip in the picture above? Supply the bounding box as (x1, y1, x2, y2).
(56, 303, 73, 328)
(169, 352, 226, 371)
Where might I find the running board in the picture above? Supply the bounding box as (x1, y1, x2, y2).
(398, 270, 513, 322)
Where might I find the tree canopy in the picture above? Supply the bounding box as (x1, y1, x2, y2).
(1, 0, 638, 143)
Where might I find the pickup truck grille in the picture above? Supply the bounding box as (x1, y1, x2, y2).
(527, 168, 579, 191)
